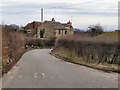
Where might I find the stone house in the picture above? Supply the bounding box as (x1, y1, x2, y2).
(37, 18, 73, 38)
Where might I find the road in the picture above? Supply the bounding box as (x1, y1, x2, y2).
(2, 49, 118, 88)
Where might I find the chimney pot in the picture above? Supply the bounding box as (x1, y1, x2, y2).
(52, 18, 55, 22)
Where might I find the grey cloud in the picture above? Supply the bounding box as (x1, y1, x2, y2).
(2, 1, 117, 17)
(1, 0, 118, 30)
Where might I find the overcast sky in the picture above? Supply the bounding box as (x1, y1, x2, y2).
(0, 0, 119, 31)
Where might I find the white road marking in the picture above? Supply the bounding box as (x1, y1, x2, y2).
(34, 73, 37, 78)
(42, 73, 45, 77)
(10, 76, 13, 79)
(7, 72, 11, 75)
(14, 66, 16, 68)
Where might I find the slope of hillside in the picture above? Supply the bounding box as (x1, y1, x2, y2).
(95, 30, 119, 43)
(97, 30, 119, 39)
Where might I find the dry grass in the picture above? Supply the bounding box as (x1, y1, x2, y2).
(2, 28, 26, 74)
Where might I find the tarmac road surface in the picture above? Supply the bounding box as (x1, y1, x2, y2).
(2, 49, 118, 88)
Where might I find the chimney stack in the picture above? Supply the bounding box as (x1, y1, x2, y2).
(41, 8, 43, 23)
(67, 21, 72, 26)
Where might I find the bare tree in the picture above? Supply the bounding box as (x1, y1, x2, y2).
(88, 24, 104, 37)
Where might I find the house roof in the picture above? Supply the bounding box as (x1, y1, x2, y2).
(24, 21, 42, 28)
(62, 23, 69, 27)
(33, 21, 42, 26)
(44, 21, 68, 30)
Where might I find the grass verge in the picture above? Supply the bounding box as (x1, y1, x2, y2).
(51, 49, 120, 73)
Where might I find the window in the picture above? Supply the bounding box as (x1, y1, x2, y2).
(36, 28, 38, 34)
(59, 30, 61, 34)
(54, 31, 56, 35)
(65, 30, 67, 34)
(27, 29, 31, 33)
(33, 24, 34, 29)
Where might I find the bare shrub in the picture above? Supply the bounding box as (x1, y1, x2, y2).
(55, 33, 119, 65)
(2, 27, 26, 74)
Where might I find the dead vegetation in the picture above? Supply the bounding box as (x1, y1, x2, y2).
(2, 25, 55, 74)
(54, 32, 119, 72)
(2, 27, 26, 74)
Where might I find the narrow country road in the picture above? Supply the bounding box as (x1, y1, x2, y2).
(3, 49, 118, 88)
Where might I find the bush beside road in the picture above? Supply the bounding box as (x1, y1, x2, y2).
(2, 26, 55, 75)
(2, 28, 26, 74)
(53, 32, 119, 73)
